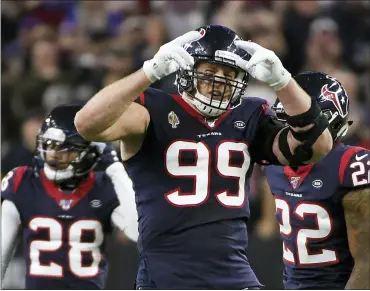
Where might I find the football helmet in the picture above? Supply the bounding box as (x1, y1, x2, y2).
(272, 71, 352, 142)
(177, 25, 250, 117)
(36, 104, 100, 185)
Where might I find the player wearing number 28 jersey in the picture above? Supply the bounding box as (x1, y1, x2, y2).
(264, 72, 370, 289)
(1, 105, 138, 289)
(75, 25, 333, 289)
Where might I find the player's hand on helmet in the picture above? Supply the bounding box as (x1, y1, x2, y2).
(143, 31, 203, 83)
(234, 40, 291, 91)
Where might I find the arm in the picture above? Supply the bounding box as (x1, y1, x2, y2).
(235, 41, 332, 166)
(342, 187, 370, 289)
(75, 31, 202, 142)
(75, 69, 151, 142)
(111, 207, 139, 243)
(272, 81, 333, 165)
(1, 200, 21, 280)
(249, 103, 330, 166)
(106, 162, 139, 242)
(255, 175, 278, 238)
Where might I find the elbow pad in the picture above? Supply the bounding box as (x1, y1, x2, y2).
(280, 101, 329, 165)
(285, 100, 323, 128)
(279, 124, 328, 166)
(286, 100, 329, 144)
(286, 101, 329, 141)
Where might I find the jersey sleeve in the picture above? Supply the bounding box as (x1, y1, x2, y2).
(339, 147, 370, 193)
(249, 102, 285, 165)
(1, 167, 27, 205)
(135, 92, 146, 105)
(105, 162, 138, 225)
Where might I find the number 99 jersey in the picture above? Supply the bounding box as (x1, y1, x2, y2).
(1, 166, 120, 289)
(122, 88, 277, 289)
(264, 143, 370, 289)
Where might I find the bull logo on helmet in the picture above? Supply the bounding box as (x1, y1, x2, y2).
(320, 84, 348, 118)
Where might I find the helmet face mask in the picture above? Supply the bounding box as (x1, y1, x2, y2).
(35, 105, 100, 184)
(177, 25, 250, 118)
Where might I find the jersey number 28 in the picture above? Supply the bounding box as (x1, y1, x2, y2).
(165, 141, 250, 207)
(29, 217, 103, 278)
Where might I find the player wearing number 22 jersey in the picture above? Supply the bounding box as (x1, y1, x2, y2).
(1, 105, 138, 289)
(264, 72, 370, 289)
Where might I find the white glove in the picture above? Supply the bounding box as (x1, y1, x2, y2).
(234, 40, 291, 91)
(143, 31, 203, 83)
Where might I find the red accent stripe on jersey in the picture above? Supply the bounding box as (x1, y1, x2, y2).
(139, 93, 145, 105)
(41, 171, 96, 209)
(339, 146, 364, 184)
(13, 166, 28, 193)
(170, 94, 232, 130)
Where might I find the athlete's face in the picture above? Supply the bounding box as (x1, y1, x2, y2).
(45, 144, 79, 170)
(195, 62, 237, 101)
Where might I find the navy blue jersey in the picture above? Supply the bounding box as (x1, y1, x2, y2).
(123, 88, 278, 289)
(1, 166, 119, 289)
(264, 143, 370, 289)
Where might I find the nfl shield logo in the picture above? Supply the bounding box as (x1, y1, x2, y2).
(59, 199, 73, 210)
(289, 177, 300, 191)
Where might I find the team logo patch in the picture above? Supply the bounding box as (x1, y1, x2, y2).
(312, 179, 323, 188)
(90, 199, 102, 208)
(319, 84, 348, 118)
(289, 176, 300, 190)
(168, 111, 180, 128)
(59, 199, 73, 210)
(234, 120, 246, 129)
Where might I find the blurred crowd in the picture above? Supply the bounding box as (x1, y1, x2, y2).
(1, 0, 369, 289)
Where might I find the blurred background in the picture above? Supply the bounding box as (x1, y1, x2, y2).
(1, 0, 369, 289)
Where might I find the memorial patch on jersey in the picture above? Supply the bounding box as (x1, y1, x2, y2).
(168, 111, 180, 128)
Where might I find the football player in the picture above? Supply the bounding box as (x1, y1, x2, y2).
(263, 72, 370, 289)
(1, 104, 138, 289)
(75, 25, 333, 289)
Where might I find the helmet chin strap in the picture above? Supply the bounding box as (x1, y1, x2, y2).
(183, 91, 228, 118)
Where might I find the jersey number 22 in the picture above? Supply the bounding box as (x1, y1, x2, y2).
(275, 199, 338, 266)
